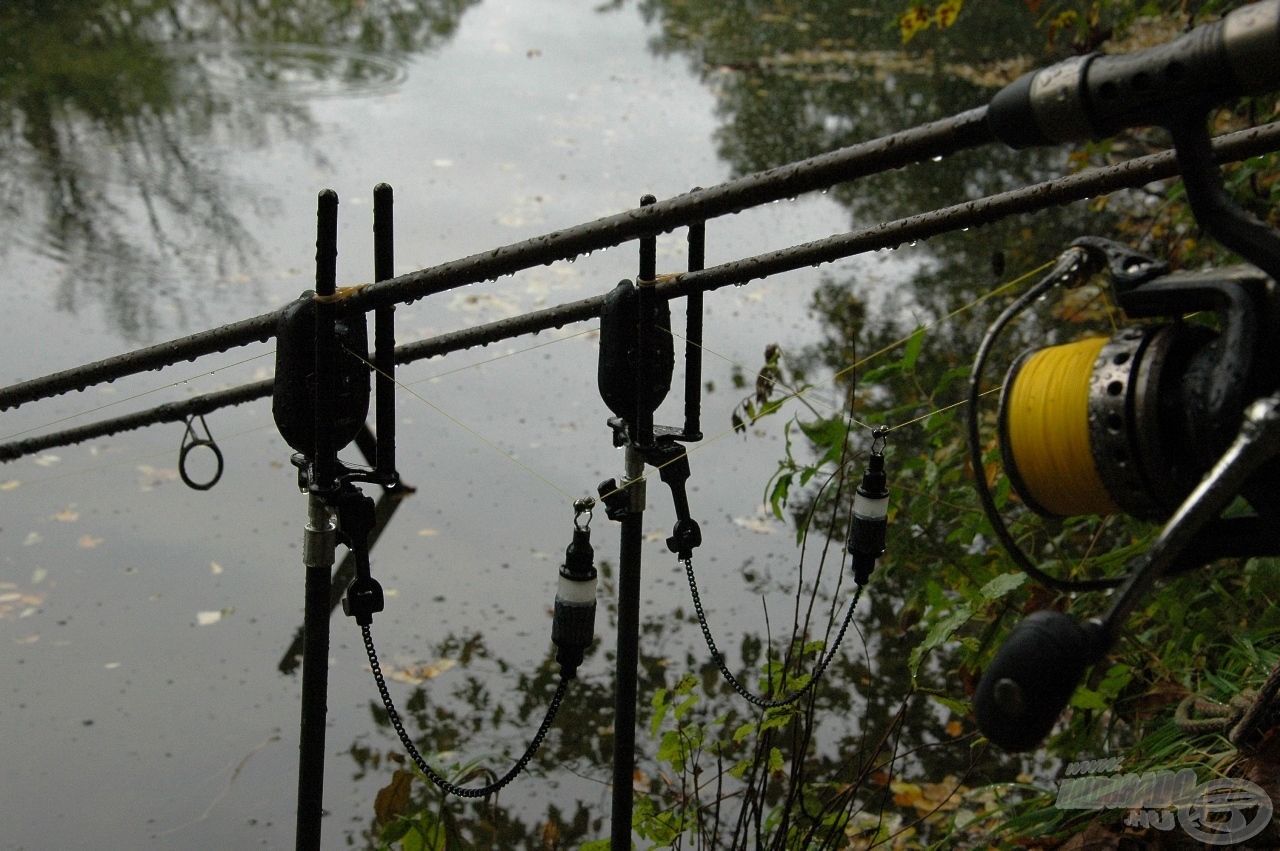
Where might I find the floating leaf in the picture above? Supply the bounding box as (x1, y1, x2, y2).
(892, 780, 923, 808)
(196, 608, 233, 626)
(1, 480, 20, 491)
(137, 465, 180, 491)
(77, 534, 103, 549)
(32, 455, 61, 468)
(210, 561, 224, 575)
(386, 658, 457, 685)
(733, 506, 781, 534)
(53, 508, 79, 523)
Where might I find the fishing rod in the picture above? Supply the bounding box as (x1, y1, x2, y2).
(6, 118, 1280, 467)
(0, 108, 990, 413)
(968, 0, 1280, 753)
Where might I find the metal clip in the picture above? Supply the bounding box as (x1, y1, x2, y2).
(870, 425, 889, 457)
(573, 497, 596, 530)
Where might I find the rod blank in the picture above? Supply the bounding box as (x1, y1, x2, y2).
(4, 120, 1280, 461)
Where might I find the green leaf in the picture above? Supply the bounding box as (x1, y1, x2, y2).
(927, 692, 972, 718)
(768, 472, 793, 520)
(1069, 686, 1108, 711)
(861, 359, 903, 382)
(798, 417, 849, 467)
(901, 326, 926, 371)
(759, 710, 793, 734)
(649, 687, 670, 739)
(673, 691, 698, 721)
(657, 730, 687, 772)
(380, 818, 412, 843)
(979, 571, 1026, 602)
(909, 603, 974, 674)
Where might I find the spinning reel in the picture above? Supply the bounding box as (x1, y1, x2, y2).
(970, 0, 1280, 752)
(972, 240, 1280, 752)
(996, 240, 1278, 524)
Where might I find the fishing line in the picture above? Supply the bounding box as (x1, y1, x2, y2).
(0, 350, 274, 443)
(4, 421, 278, 490)
(646, 261, 1054, 469)
(6, 258, 1048, 505)
(402, 326, 598, 387)
(584, 262, 1056, 512)
(340, 346, 582, 503)
(640, 261, 1063, 707)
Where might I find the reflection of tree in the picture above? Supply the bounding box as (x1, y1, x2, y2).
(629, 0, 1124, 336)
(601, 2, 1135, 845)
(344, 628, 617, 848)
(0, 0, 478, 341)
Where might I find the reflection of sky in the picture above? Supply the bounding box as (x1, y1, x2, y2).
(0, 0, 878, 848)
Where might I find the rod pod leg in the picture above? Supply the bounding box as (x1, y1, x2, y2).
(296, 493, 336, 849)
(609, 447, 646, 851)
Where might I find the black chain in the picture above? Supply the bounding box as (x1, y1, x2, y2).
(361, 624, 568, 798)
(683, 557, 863, 709)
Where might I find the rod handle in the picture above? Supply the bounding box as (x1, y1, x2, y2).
(989, 0, 1280, 148)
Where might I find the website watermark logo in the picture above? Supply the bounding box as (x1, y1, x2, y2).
(1055, 761, 1273, 845)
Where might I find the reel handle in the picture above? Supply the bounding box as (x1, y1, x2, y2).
(973, 610, 1108, 752)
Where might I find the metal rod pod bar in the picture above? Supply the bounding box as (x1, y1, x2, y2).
(4, 119, 1280, 463)
(0, 107, 993, 413)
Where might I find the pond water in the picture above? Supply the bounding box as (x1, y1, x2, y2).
(0, 1, 913, 847)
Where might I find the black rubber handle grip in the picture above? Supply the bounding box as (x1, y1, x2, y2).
(989, 0, 1280, 148)
(973, 610, 1107, 752)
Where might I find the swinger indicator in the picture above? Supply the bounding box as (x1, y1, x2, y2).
(552, 499, 599, 680)
(847, 427, 890, 586)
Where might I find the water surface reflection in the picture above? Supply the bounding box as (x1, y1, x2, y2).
(0, 0, 477, 340)
(0, 0, 1133, 847)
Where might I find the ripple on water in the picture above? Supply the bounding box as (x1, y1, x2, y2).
(166, 42, 410, 103)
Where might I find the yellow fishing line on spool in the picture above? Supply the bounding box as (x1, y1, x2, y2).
(1000, 336, 1118, 517)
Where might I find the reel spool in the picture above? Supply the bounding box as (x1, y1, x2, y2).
(996, 265, 1275, 522)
